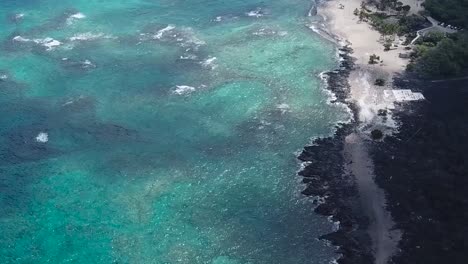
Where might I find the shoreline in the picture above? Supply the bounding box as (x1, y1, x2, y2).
(298, 45, 374, 263)
(303, 1, 468, 263)
(317, 0, 409, 129)
(322, 0, 404, 261)
(298, 0, 424, 263)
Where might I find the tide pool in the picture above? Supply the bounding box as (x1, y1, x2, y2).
(0, 0, 349, 263)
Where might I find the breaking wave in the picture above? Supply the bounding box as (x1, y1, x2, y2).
(13, 36, 62, 50)
(66, 12, 86, 25)
(69, 32, 115, 41)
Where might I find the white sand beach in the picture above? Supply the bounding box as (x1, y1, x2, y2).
(318, 0, 423, 127)
(320, 0, 407, 74)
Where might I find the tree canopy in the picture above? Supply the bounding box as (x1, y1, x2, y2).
(412, 33, 468, 78)
(423, 0, 468, 27)
(409, 0, 468, 78)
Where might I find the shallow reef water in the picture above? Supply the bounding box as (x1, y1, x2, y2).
(0, 0, 349, 263)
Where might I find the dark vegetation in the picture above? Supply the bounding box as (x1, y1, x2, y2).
(370, 129, 383, 140)
(409, 33, 468, 78)
(357, 1, 428, 36)
(374, 78, 386, 86)
(423, 0, 468, 27)
(368, 54, 381, 64)
(408, 0, 468, 79)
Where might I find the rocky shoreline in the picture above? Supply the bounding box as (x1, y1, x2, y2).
(297, 46, 374, 264)
(299, 48, 468, 264)
(301, 1, 468, 263)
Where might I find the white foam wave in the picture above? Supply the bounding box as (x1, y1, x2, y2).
(66, 12, 86, 25)
(246, 8, 264, 18)
(277, 103, 291, 114)
(150, 26, 205, 51)
(13, 36, 62, 50)
(173, 85, 196, 95)
(69, 32, 114, 41)
(211, 15, 239, 22)
(307, 23, 338, 44)
(153, 25, 176, 39)
(62, 100, 74, 106)
(319, 71, 337, 103)
(70, 12, 86, 19)
(298, 161, 312, 171)
(34, 38, 62, 50)
(252, 28, 288, 36)
(62, 95, 86, 107)
(179, 54, 198, 60)
(319, 68, 354, 125)
(307, 5, 315, 17)
(35, 132, 48, 143)
(200, 57, 217, 69)
(82, 59, 96, 68)
(12, 35, 30, 42)
(15, 13, 25, 20)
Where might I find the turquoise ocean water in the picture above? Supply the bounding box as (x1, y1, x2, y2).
(0, 0, 350, 263)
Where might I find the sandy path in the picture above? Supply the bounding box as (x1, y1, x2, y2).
(344, 133, 401, 264)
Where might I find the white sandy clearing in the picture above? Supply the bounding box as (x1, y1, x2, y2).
(318, 0, 424, 128)
(320, 0, 408, 74)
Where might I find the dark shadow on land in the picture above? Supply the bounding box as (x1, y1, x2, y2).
(371, 78, 468, 264)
